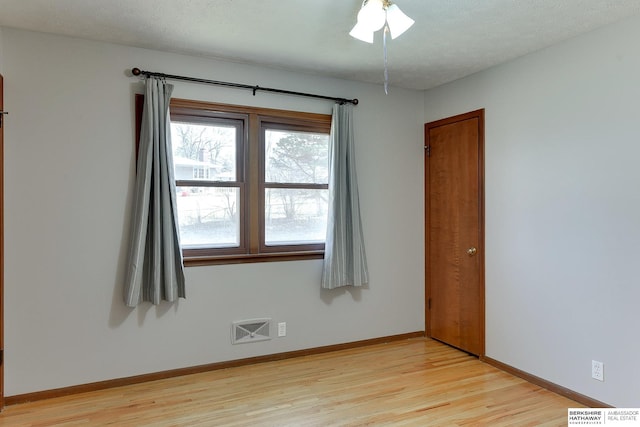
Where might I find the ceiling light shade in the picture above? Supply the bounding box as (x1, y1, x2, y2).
(349, 21, 375, 43)
(349, 0, 414, 93)
(385, 4, 415, 39)
(356, 0, 386, 32)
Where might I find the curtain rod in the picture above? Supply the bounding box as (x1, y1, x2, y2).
(131, 68, 359, 105)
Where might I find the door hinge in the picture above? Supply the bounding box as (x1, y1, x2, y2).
(0, 111, 7, 128)
(428, 298, 431, 310)
(0, 349, 3, 366)
(425, 145, 431, 157)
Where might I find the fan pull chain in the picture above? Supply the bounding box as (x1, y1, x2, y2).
(383, 24, 389, 94)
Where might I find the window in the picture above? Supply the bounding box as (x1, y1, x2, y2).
(262, 123, 329, 251)
(136, 96, 331, 265)
(192, 167, 212, 179)
(170, 114, 244, 251)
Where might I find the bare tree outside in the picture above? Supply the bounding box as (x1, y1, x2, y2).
(265, 129, 329, 244)
(172, 123, 235, 178)
(266, 132, 329, 184)
(170, 121, 240, 248)
(168, 121, 329, 247)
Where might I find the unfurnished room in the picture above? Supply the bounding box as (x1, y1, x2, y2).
(0, 1, 639, 425)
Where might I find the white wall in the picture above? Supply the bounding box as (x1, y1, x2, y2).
(424, 14, 640, 407)
(1, 28, 425, 396)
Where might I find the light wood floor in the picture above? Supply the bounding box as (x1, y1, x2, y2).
(0, 338, 581, 426)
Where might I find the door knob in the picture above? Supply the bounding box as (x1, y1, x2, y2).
(467, 247, 477, 256)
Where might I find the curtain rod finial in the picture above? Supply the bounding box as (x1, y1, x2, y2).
(352, 99, 359, 105)
(132, 68, 142, 76)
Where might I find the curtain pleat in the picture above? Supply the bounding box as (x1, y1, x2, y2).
(322, 103, 369, 289)
(124, 77, 185, 307)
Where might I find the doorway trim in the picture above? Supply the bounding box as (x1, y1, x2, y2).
(0, 73, 5, 408)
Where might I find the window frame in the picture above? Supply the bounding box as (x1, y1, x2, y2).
(135, 95, 332, 266)
(258, 118, 330, 254)
(170, 108, 249, 257)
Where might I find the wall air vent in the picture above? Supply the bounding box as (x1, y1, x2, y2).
(231, 318, 271, 344)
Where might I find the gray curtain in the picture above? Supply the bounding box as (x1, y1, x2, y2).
(124, 77, 186, 307)
(322, 103, 369, 289)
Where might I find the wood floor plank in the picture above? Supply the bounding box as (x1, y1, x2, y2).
(0, 338, 582, 426)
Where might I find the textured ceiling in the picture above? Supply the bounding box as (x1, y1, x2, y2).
(1, 0, 639, 90)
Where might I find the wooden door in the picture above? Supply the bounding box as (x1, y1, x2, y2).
(0, 73, 4, 408)
(425, 109, 484, 356)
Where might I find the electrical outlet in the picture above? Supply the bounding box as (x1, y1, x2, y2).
(278, 322, 287, 337)
(592, 360, 604, 381)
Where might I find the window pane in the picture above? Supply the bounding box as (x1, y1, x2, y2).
(176, 186, 240, 248)
(264, 130, 329, 184)
(265, 188, 328, 245)
(171, 122, 237, 182)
